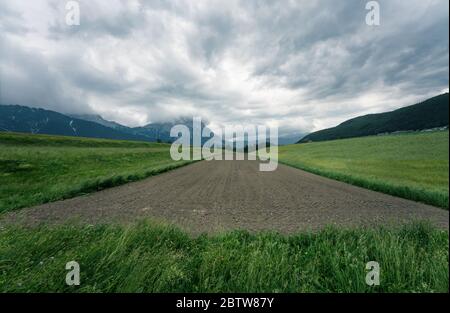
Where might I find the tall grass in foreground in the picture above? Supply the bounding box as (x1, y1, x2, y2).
(279, 131, 449, 209)
(0, 221, 447, 293)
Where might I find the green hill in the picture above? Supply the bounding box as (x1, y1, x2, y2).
(298, 93, 449, 143)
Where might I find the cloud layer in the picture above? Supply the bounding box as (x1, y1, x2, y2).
(0, 0, 448, 136)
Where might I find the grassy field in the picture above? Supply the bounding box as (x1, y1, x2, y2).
(0, 221, 447, 293)
(0, 131, 448, 293)
(279, 131, 449, 209)
(0, 132, 193, 213)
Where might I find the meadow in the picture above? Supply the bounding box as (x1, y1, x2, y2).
(0, 132, 193, 213)
(0, 131, 448, 293)
(0, 220, 447, 293)
(279, 131, 449, 209)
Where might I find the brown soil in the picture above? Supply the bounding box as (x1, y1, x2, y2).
(1, 160, 448, 234)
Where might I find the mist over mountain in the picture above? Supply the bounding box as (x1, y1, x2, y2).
(69, 114, 126, 130)
(2, 92, 447, 146)
(1, 105, 213, 144)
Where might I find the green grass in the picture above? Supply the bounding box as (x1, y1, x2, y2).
(0, 132, 193, 213)
(0, 221, 447, 292)
(279, 131, 449, 209)
(1, 131, 448, 293)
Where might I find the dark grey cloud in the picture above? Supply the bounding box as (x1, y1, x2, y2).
(0, 0, 448, 134)
(0, 34, 91, 114)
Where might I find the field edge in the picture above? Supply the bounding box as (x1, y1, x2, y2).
(0, 160, 197, 214)
(279, 160, 449, 210)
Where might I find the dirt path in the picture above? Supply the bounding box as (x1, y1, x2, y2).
(1, 160, 448, 234)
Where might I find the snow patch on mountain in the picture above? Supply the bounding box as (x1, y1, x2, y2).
(69, 120, 77, 134)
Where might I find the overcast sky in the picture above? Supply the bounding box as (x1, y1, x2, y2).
(0, 0, 448, 136)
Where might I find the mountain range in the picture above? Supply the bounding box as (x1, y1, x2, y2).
(1, 92, 448, 145)
(0, 105, 209, 144)
(298, 93, 449, 143)
(69, 113, 205, 143)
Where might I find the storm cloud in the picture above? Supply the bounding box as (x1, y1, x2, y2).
(0, 0, 448, 136)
